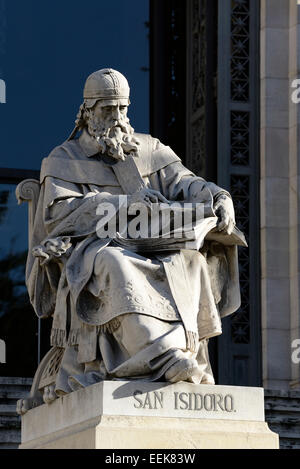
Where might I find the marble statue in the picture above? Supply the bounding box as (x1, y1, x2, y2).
(17, 69, 246, 413)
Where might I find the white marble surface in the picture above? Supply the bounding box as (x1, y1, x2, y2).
(21, 381, 266, 445)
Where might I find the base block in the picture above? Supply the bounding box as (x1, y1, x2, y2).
(19, 381, 279, 449)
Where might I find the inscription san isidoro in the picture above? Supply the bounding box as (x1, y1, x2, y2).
(133, 390, 235, 413)
(102, 382, 264, 422)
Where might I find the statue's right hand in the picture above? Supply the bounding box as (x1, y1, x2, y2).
(129, 187, 169, 209)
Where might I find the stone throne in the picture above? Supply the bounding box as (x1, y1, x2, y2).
(15, 179, 64, 415)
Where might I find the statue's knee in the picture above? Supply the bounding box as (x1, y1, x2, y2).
(94, 247, 122, 275)
(120, 314, 157, 352)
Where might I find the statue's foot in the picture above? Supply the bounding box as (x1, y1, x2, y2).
(43, 385, 57, 404)
(16, 396, 43, 416)
(165, 358, 203, 384)
(200, 372, 215, 385)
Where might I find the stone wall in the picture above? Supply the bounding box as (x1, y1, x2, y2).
(260, 0, 300, 390)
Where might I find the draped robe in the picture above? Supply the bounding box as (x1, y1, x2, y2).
(26, 130, 242, 389)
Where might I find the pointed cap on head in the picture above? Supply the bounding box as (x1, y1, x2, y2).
(83, 68, 130, 107)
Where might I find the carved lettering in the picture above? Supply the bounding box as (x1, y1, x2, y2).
(133, 391, 236, 413)
(133, 390, 143, 409)
(174, 392, 179, 410)
(224, 394, 234, 412)
(188, 392, 193, 410)
(143, 392, 153, 409)
(153, 391, 164, 409)
(174, 392, 235, 412)
(194, 393, 203, 410)
(203, 394, 214, 411)
(133, 390, 164, 410)
(178, 392, 189, 410)
(215, 394, 225, 411)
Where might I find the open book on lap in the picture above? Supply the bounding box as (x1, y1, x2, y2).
(114, 206, 247, 252)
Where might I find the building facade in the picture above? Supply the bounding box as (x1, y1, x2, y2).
(150, 0, 300, 392)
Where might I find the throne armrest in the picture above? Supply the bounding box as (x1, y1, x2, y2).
(15, 179, 40, 242)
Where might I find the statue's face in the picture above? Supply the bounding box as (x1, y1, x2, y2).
(84, 97, 139, 160)
(85, 97, 131, 140)
(93, 98, 129, 128)
(94, 99, 129, 126)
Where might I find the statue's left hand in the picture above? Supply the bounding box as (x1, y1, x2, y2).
(32, 236, 72, 265)
(213, 194, 236, 235)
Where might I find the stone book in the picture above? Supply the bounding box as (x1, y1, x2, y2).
(114, 214, 247, 252)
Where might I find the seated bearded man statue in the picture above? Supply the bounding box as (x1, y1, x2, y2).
(26, 68, 244, 400)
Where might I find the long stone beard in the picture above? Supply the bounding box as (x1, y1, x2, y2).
(87, 114, 140, 161)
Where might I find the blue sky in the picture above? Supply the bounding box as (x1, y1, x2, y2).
(0, 0, 149, 169)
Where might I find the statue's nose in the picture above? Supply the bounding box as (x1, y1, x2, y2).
(112, 107, 121, 120)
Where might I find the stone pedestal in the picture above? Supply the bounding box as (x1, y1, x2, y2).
(19, 381, 279, 449)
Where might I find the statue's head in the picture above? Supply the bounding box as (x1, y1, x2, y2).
(71, 68, 140, 160)
(84, 68, 130, 106)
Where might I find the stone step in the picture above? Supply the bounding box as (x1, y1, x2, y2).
(264, 390, 300, 398)
(0, 442, 19, 449)
(0, 386, 30, 400)
(0, 379, 32, 393)
(266, 423, 300, 437)
(0, 415, 21, 429)
(265, 397, 300, 408)
(265, 412, 300, 422)
(272, 432, 300, 441)
(0, 378, 32, 449)
(0, 378, 32, 418)
(0, 377, 33, 386)
(264, 391, 300, 449)
(0, 378, 32, 392)
(0, 390, 31, 404)
(280, 439, 300, 450)
(0, 405, 19, 416)
(265, 403, 300, 413)
(0, 428, 21, 444)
